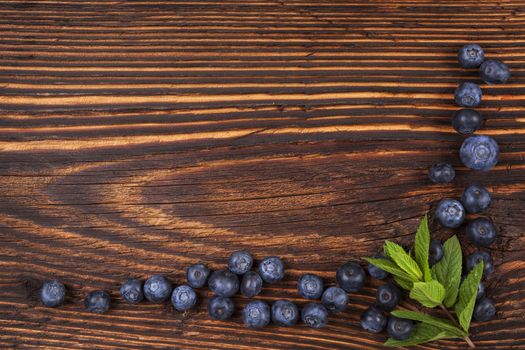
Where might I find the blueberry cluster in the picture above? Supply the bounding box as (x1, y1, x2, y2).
(361, 258, 415, 339)
(36, 45, 502, 339)
(431, 43, 503, 321)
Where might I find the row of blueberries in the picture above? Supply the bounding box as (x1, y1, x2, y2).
(357, 44, 503, 339)
(431, 43, 501, 321)
(36, 252, 408, 338)
(38, 247, 494, 341)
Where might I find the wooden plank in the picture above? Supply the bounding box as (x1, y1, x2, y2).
(0, 0, 524, 349)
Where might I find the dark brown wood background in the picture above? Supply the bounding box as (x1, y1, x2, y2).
(0, 0, 524, 349)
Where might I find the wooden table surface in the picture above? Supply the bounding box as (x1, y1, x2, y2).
(1, 0, 524, 349)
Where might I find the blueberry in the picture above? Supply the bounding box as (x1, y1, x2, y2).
(120, 278, 144, 304)
(259, 256, 285, 283)
(271, 300, 299, 326)
(40, 280, 65, 308)
(458, 44, 484, 68)
(208, 269, 240, 297)
(455, 82, 482, 107)
(466, 218, 497, 247)
(452, 109, 483, 135)
(466, 251, 494, 277)
(186, 263, 210, 289)
(144, 275, 172, 303)
(429, 239, 444, 266)
(387, 316, 414, 341)
(228, 250, 253, 275)
(462, 185, 491, 214)
(460, 135, 499, 171)
(368, 253, 390, 280)
(301, 303, 329, 329)
(297, 274, 324, 299)
(243, 300, 271, 328)
(336, 262, 366, 292)
(171, 285, 197, 311)
(208, 295, 235, 321)
(375, 283, 401, 311)
(473, 297, 496, 322)
(240, 271, 263, 298)
(480, 59, 510, 84)
(321, 287, 348, 314)
(84, 290, 110, 314)
(428, 163, 455, 184)
(361, 306, 387, 333)
(435, 199, 465, 228)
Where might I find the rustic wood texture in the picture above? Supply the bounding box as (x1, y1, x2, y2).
(1, 0, 524, 349)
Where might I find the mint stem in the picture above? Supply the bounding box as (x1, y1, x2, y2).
(439, 304, 475, 348)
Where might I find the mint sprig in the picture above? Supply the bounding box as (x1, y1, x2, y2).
(431, 235, 462, 307)
(456, 261, 484, 332)
(409, 280, 445, 308)
(364, 215, 484, 348)
(414, 215, 432, 282)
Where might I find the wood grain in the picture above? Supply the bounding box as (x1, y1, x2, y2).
(0, 0, 524, 349)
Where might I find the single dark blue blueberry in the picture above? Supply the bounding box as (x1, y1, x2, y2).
(240, 271, 263, 298)
(455, 82, 482, 107)
(452, 109, 483, 135)
(429, 239, 444, 266)
(473, 297, 496, 322)
(462, 185, 491, 214)
(428, 163, 455, 184)
(336, 261, 366, 293)
(120, 278, 144, 304)
(480, 59, 510, 84)
(361, 306, 387, 333)
(143, 275, 172, 303)
(297, 274, 324, 300)
(84, 290, 110, 314)
(171, 284, 197, 311)
(186, 263, 210, 289)
(466, 217, 497, 247)
(375, 283, 401, 311)
(435, 199, 465, 228)
(460, 135, 499, 171)
(208, 269, 239, 297)
(208, 295, 235, 321)
(301, 303, 329, 329)
(368, 253, 390, 280)
(387, 316, 414, 340)
(40, 280, 65, 308)
(243, 300, 271, 328)
(271, 300, 299, 326)
(228, 250, 253, 275)
(259, 256, 285, 283)
(321, 286, 348, 314)
(466, 251, 494, 277)
(458, 44, 485, 68)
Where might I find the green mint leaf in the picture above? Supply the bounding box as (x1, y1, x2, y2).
(384, 323, 459, 347)
(362, 257, 414, 281)
(414, 215, 432, 282)
(455, 260, 484, 332)
(409, 280, 445, 308)
(431, 235, 462, 308)
(393, 275, 413, 291)
(391, 310, 467, 337)
(384, 241, 423, 282)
